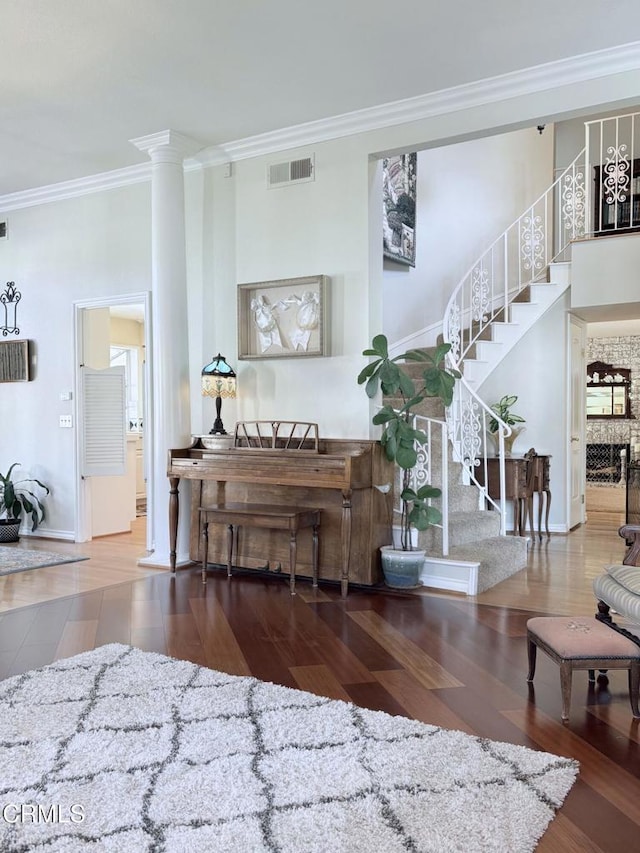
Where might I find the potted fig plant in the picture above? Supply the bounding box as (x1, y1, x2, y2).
(358, 335, 460, 588)
(0, 463, 50, 542)
(487, 394, 526, 456)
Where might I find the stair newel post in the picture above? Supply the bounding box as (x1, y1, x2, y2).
(440, 418, 449, 556)
(584, 126, 591, 237)
(503, 233, 509, 321)
(497, 430, 507, 536)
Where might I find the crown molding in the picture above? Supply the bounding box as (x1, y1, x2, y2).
(1, 41, 639, 210)
(0, 162, 151, 214)
(196, 40, 640, 164)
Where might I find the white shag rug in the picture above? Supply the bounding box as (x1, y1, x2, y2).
(0, 644, 579, 852)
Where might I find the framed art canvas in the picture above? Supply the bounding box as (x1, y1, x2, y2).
(238, 275, 330, 360)
(0, 339, 30, 382)
(382, 153, 417, 266)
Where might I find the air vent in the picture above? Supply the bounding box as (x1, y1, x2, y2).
(0, 219, 7, 240)
(267, 155, 315, 188)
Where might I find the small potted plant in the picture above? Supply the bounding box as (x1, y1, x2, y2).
(0, 463, 50, 542)
(358, 335, 460, 588)
(487, 394, 526, 456)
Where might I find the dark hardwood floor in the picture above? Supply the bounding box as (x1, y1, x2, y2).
(1, 518, 639, 851)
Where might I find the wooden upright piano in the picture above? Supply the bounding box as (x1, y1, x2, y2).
(167, 424, 393, 595)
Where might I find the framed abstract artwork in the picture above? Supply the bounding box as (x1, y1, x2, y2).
(382, 153, 417, 267)
(237, 275, 330, 360)
(0, 339, 30, 382)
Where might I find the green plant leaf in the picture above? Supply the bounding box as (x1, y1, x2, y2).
(372, 407, 397, 425)
(409, 503, 442, 530)
(365, 374, 379, 398)
(357, 361, 378, 384)
(415, 484, 442, 499)
(395, 444, 417, 469)
(371, 334, 389, 358)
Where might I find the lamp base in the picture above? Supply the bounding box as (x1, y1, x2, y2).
(208, 395, 229, 434)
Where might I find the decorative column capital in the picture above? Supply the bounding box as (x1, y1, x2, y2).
(130, 129, 202, 165)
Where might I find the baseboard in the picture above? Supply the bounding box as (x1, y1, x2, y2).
(421, 556, 480, 596)
(18, 528, 76, 542)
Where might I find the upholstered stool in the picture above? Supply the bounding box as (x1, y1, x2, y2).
(526, 616, 640, 722)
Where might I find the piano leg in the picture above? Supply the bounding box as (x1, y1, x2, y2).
(341, 490, 352, 598)
(201, 521, 209, 584)
(226, 524, 234, 578)
(312, 523, 319, 589)
(169, 477, 180, 573)
(289, 529, 297, 596)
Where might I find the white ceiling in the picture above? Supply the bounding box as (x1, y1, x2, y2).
(3, 0, 640, 197)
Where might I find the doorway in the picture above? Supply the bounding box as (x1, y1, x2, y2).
(584, 317, 640, 528)
(74, 293, 152, 549)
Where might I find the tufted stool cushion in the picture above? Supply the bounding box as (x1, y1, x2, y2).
(526, 616, 640, 722)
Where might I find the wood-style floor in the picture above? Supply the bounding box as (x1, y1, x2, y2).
(0, 511, 638, 852)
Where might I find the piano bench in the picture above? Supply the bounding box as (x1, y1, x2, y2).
(199, 503, 321, 595)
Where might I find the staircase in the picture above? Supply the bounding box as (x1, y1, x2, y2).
(384, 111, 640, 594)
(386, 361, 528, 595)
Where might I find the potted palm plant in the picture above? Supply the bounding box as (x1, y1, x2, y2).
(0, 463, 50, 542)
(358, 335, 459, 588)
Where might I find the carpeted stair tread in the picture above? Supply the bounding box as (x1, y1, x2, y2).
(447, 535, 528, 593)
(419, 510, 501, 553)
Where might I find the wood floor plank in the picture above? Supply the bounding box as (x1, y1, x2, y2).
(0, 606, 38, 651)
(588, 703, 640, 744)
(130, 596, 164, 631)
(7, 643, 58, 677)
(55, 619, 99, 659)
(289, 664, 352, 701)
(241, 592, 373, 684)
(312, 601, 404, 672)
(348, 609, 463, 689)
(536, 810, 605, 852)
(130, 626, 168, 654)
(372, 669, 474, 734)
(344, 680, 411, 718)
(539, 779, 636, 853)
(20, 599, 75, 652)
(189, 596, 251, 676)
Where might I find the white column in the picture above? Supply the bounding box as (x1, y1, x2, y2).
(131, 130, 201, 566)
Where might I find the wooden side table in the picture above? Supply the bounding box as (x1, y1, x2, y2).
(477, 453, 551, 538)
(523, 449, 551, 540)
(477, 457, 528, 535)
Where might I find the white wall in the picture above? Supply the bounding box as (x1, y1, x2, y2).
(220, 136, 375, 439)
(0, 185, 151, 537)
(382, 127, 555, 347)
(571, 234, 640, 315)
(478, 292, 570, 532)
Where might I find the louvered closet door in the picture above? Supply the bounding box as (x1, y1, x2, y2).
(80, 366, 127, 477)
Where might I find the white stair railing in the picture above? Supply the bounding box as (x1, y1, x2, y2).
(442, 150, 587, 528)
(389, 411, 450, 555)
(585, 112, 640, 238)
(429, 110, 638, 541)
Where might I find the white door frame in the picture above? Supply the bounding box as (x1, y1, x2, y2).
(566, 311, 587, 530)
(73, 292, 153, 546)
